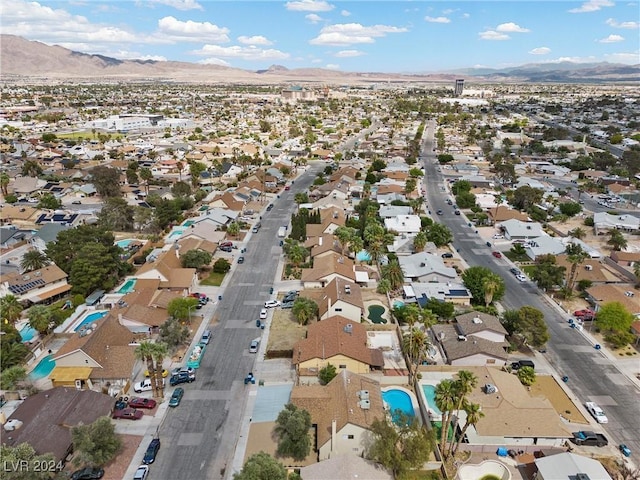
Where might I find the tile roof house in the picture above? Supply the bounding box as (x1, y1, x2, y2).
(554, 254, 626, 285)
(208, 191, 245, 211)
(2, 388, 115, 462)
(0, 264, 71, 305)
(486, 206, 530, 225)
(610, 250, 640, 267)
(585, 284, 640, 315)
(301, 252, 356, 288)
(398, 252, 458, 283)
(308, 234, 343, 259)
(135, 247, 197, 292)
(51, 314, 137, 394)
(299, 456, 393, 480)
(301, 278, 364, 322)
(114, 278, 177, 332)
(290, 370, 385, 460)
(0, 204, 41, 228)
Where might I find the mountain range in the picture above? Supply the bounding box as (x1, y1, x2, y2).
(2, 35, 638, 84)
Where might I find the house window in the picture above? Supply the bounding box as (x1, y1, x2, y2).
(347, 435, 354, 439)
(334, 308, 342, 312)
(339, 364, 347, 369)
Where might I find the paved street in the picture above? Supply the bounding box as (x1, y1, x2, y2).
(142, 163, 323, 480)
(421, 120, 640, 463)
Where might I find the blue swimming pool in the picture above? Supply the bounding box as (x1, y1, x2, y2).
(19, 324, 38, 343)
(393, 300, 405, 309)
(422, 384, 442, 417)
(382, 388, 415, 423)
(168, 229, 184, 239)
(74, 310, 109, 332)
(116, 239, 134, 249)
(117, 278, 137, 294)
(30, 355, 56, 380)
(356, 250, 372, 262)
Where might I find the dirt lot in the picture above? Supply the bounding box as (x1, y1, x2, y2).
(266, 309, 307, 352)
(528, 375, 589, 424)
(63, 434, 142, 480)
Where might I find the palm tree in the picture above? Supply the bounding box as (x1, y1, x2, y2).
(568, 227, 586, 240)
(135, 342, 160, 398)
(409, 197, 424, 214)
(139, 167, 153, 195)
(482, 274, 502, 307)
(453, 401, 484, 456)
(150, 342, 168, 399)
(176, 160, 184, 181)
(0, 295, 24, 325)
(287, 244, 308, 267)
(413, 231, 427, 252)
(565, 243, 589, 293)
(607, 230, 628, 251)
(350, 236, 364, 261)
(381, 259, 404, 292)
(0, 172, 10, 196)
(27, 305, 52, 334)
(447, 370, 478, 456)
(434, 379, 457, 458)
(20, 249, 50, 272)
(402, 327, 430, 385)
(334, 226, 354, 255)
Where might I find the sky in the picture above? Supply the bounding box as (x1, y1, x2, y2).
(1, 0, 639, 73)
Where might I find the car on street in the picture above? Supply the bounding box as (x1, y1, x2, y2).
(237, 256, 244, 264)
(516, 274, 527, 282)
(284, 185, 290, 191)
(266, 204, 274, 211)
(264, 300, 281, 308)
(133, 465, 149, 480)
(249, 339, 259, 353)
(201, 330, 212, 345)
(71, 467, 105, 480)
(570, 431, 608, 447)
(171, 366, 196, 378)
(170, 371, 196, 386)
(142, 438, 161, 465)
(509, 267, 521, 276)
(112, 408, 144, 420)
(259, 308, 268, 319)
(128, 397, 157, 409)
(169, 387, 184, 407)
(454, 210, 461, 215)
(574, 309, 595, 319)
(585, 402, 608, 423)
(71, 200, 82, 205)
(436, 210, 443, 215)
(492, 251, 502, 258)
(619, 444, 631, 457)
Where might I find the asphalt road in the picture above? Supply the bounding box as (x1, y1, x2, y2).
(150, 163, 323, 480)
(421, 120, 640, 462)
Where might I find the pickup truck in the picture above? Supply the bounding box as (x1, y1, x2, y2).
(584, 402, 608, 423)
(570, 431, 608, 447)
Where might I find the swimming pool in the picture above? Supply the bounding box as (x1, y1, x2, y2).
(116, 239, 134, 249)
(74, 310, 109, 332)
(393, 300, 405, 309)
(168, 229, 185, 240)
(117, 278, 137, 294)
(182, 220, 195, 227)
(422, 384, 443, 418)
(19, 324, 38, 343)
(356, 250, 372, 262)
(382, 388, 416, 423)
(368, 305, 387, 324)
(29, 355, 56, 380)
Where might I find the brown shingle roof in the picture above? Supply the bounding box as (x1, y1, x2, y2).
(316, 277, 364, 317)
(301, 252, 355, 282)
(455, 311, 508, 336)
(0, 264, 67, 287)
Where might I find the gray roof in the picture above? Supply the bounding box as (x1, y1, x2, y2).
(525, 235, 566, 258)
(431, 324, 508, 362)
(499, 219, 544, 238)
(34, 223, 73, 244)
(378, 205, 413, 218)
(398, 252, 457, 280)
(535, 452, 612, 480)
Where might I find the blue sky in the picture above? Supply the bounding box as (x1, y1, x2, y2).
(2, 0, 638, 72)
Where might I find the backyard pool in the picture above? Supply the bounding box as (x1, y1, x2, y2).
(74, 310, 109, 332)
(182, 220, 195, 227)
(393, 300, 405, 309)
(168, 229, 185, 240)
(19, 324, 38, 343)
(368, 305, 387, 324)
(116, 239, 134, 249)
(356, 250, 372, 262)
(382, 388, 415, 423)
(422, 384, 443, 418)
(117, 278, 137, 294)
(29, 355, 56, 380)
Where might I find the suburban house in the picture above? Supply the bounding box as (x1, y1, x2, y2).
(301, 252, 357, 288)
(115, 278, 177, 333)
(301, 277, 364, 322)
(2, 388, 115, 463)
(497, 219, 544, 241)
(593, 212, 640, 234)
(50, 315, 137, 395)
(299, 456, 393, 480)
(383, 215, 421, 235)
(378, 205, 413, 218)
(405, 282, 473, 306)
(610, 250, 640, 267)
(534, 452, 612, 480)
(305, 208, 346, 238)
(398, 252, 458, 283)
(524, 236, 566, 260)
(486, 206, 530, 226)
(307, 234, 343, 259)
(135, 247, 197, 292)
(0, 204, 41, 228)
(0, 264, 71, 305)
(554, 254, 626, 285)
(584, 284, 640, 315)
(290, 370, 385, 460)
(292, 315, 384, 376)
(207, 191, 245, 211)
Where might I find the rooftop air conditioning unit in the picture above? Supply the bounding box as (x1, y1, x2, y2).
(344, 324, 353, 334)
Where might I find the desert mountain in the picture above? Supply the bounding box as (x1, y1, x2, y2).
(2, 35, 638, 84)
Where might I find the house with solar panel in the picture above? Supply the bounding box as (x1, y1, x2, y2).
(0, 264, 71, 305)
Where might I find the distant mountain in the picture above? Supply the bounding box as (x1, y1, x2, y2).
(2, 35, 638, 84)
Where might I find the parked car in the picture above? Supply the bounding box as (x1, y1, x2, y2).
(71, 467, 104, 480)
(237, 256, 245, 264)
(492, 251, 502, 258)
(169, 387, 184, 407)
(219, 242, 233, 248)
(134, 378, 164, 393)
(570, 431, 608, 447)
(112, 408, 144, 420)
(219, 245, 233, 252)
(282, 293, 297, 303)
(441, 252, 454, 258)
(436, 210, 443, 215)
(266, 204, 273, 211)
(171, 366, 196, 378)
(510, 360, 535, 371)
(170, 371, 196, 386)
(574, 309, 595, 319)
(619, 444, 631, 457)
(454, 210, 461, 215)
(259, 308, 268, 319)
(284, 185, 290, 191)
(264, 300, 281, 308)
(133, 465, 149, 480)
(128, 397, 157, 409)
(493, 234, 504, 239)
(585, 402, 608, 423)
(281, 301, 294, 309)
(71, 200, 82, 205)
(142, 438, 161, 465)
(509, 267, 521, 276)
(516, 274, 527, 282)
(249, 339, 259, 353)
(201, 330, 212, 345)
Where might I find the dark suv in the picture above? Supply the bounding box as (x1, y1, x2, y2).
(170, 371, 196, 386)
(142, 438, 161, 464)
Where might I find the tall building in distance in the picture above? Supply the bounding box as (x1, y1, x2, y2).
(454, 79, 465, 97)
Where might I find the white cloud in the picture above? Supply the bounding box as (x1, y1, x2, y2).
(237, 35, 273, 46)
(157, 16, 230, 43)
(325, 63, 340, 69)
(462, 13, 470, 19)
(496, 22, 530, 33)
(285, 0, 334, 12)
(310, 23, 408, 46)
(606, 18, 639, 29)
(198, 57, 231, 66)
(599, 34, 624, 42)
(603, 51, 640, 63)
(529, 47, 551, 55)
(569, 0, 614, 13)
(335, 49, 365, 57)
(442, 9, 455, 14)
(306, 14, 322, 23)
(478, 30, 510, 41)
(148, 0, 203, 11)
(425, 16, 450, 24)
(341, 10, 350, 16)
(191, 44, 290, 60)
(311, 58, 323, 63)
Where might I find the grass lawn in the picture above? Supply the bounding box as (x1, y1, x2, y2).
(504, 251, 529, 262)
(200, 271, 226, 286)
(267, 309, 307, 351)
(399, 471, 442, 480)
(522, 265, 537, 277)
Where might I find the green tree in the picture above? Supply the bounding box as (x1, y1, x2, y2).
(189, 161, 207, 187)
(0, 365, 27, 390)
(171, 181, 192, 197)
(90, 165, 122, 197)
(134, 342, 168, 399)
(153, 198, 182, 230)
(21, 159, 43, 177)
(69, 243, 125, 295)
(453, 401, 484, 456)
(294, 192, 309, 204)
(0, 443, 59, 480)
(434, 378, 457, 457)
(367, 412, 434, 478)
(425, 298, 455, 319)
(0, 294, 23, 325)
(139, 167, 153, 194)
(559, 201, 582, 217)
(98, 197, 135, 232)
(596, 301, 634, 334)
(227, 222, 240, 239)
(159, 317, 189, 350)
(426, 222, 453, 247)
(607, 230, 628, 251)
(565, 243, 589, 293)
(517, 366, 536, 386)
(568, 227, 587, 240)
(273, 403, 312, 461)
(37, 192, 62, 210)
(285, 243, 309, 267)
(180, 249, 212, 269)
(412, 231, 427, 252)
(447, 370, 478, 457)
(511, 185, 544, 211)
(376, 278, 391, 294)
(167, 297, 200, 322)
(213, 258, 231, 273)
(233, 452, 287, 480)
(518, 306, 550, 348)
(451, 180, 472, 195)
(318, 363, 337, 385)
(20, 249, 50, 272)
(0, 171, 11, 196)
(292, 297, 318, 325)
(126, 168, 139, 185)
(403, 327, 431, 384)
(27, 305, 52, 334)
(461, 266, 506, 306)
(71, 416, 122, 467)
(532, 254, 566, 290)
(482, 274, 503, 307)
(381, 259, 404, 291)
(456, 191, 476, 209)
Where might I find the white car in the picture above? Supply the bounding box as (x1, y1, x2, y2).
(134, 378, 164, 393)
(264, 300, 281, 308)
(585, 402, 608, 423)
(493, 234, 504, 239)
(133, 465, 149, 480)
(259, 308, 268, 319)
(249, 339, 259, 353)
(516, 274, 527, 282)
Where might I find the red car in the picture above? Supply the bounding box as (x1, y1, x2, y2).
(574, 309, 595, 318)
(112, 408, 144, 420)
(128, 397, 157, 409)
(492, 251, 502, 258)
